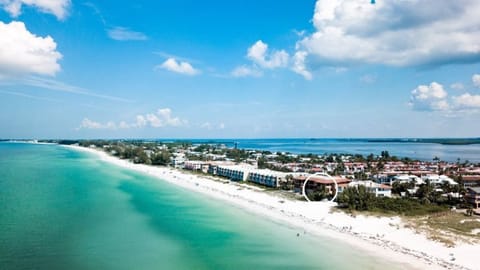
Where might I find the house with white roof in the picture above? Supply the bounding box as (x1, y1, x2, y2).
(347, 180, 392, 197)
(391, 174, 424, 186)
(421, 174, 458, 186)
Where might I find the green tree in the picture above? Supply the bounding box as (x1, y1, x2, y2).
(151, 151, 171, 165)
(337, 186, 375, 211)
(416, 181, 435, 204)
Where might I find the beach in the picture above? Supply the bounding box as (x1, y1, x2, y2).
(66, 145, 478, 270)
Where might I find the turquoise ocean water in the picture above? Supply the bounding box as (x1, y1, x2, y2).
(0, 143, 408, 270)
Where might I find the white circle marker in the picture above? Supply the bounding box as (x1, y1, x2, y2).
(302, 172, 338, 202)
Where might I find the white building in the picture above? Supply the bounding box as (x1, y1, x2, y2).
(215, 164, 255, 181)
(421, 174, 458, 186)
(347, 180, 392, 197)
(184, 160, 209, 172)
(392, 174, 424, 186)
(171, 153, 185, 168)
(248, 169, 287, 188)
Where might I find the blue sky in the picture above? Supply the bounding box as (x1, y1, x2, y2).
(0, 0, 479, 139)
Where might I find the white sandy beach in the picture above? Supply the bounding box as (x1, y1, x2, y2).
(67, 145, 478, 270)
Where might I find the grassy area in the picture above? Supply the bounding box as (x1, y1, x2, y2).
(337, 187, 450, 216)
(369, 198, 449, 216)
(406, 211, 480, 246)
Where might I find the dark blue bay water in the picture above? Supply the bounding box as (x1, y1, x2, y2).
(176, 138, 480, 163)
(0, 142, 412, 269)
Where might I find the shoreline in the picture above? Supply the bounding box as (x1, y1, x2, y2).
(65, 145, 476, 270)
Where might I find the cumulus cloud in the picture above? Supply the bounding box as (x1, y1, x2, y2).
(452, 93, 480, 109)
(291, 51, 312, 80)
(297, 0, 480, 67)
(247, 40, 289, 69)
(409, 77, 480, 113)
(409, 82, 449, 111)
(231, 65, 262, 78)
(450, 83, 465, 91)
(107, 27, 147, 41)
(77, 118, 117, 130)
(156, 58, 199, 75)
(137, 108, 186, 128)
(473, 74, 480, 88)
(0, 0, 70, 19)
(77, 108, 187, 130)
(0, 21, 62, 78)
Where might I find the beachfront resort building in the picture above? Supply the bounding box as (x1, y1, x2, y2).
(171, 153, 186, 168)
(184, 160, 210, 173)
(213, 164, 255, 181)
(248, 169, 287, 188)
(465, 187, 480, 209)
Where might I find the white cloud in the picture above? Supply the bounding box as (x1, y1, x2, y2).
(231, 65, 262, 78)
(142, 108, 185, 128)
(77, 118, 117, 130)
(297, 0, 480, 67)
(472, 74, 480, 88)
(450, 83, 465, 91)
(233, 40, 298, 79)
(409, 82, 449, 111)
(247, 40, 289, 69)
(410, 76, 480, 114)
(77, 108, 187, 130)
(453, 93, 480, 109)
(291, 51, 312, 80)
(135, 115, 147, 127)
(157, 108, 185, 126)
(136, 108, 186, 128)
(0, 21, 62, 77)
(0, 0, 70, 19)
(107, 27, 147, 41)
(200, 122, 225, 130)
(157, 58, 199, 75)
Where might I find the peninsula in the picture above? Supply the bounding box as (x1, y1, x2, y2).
(53, 139, 480, 270)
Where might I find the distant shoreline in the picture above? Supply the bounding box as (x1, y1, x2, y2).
(3, 138, 479, 162)
(365, 138, 480, 145)
(3, 137, 480, 146)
